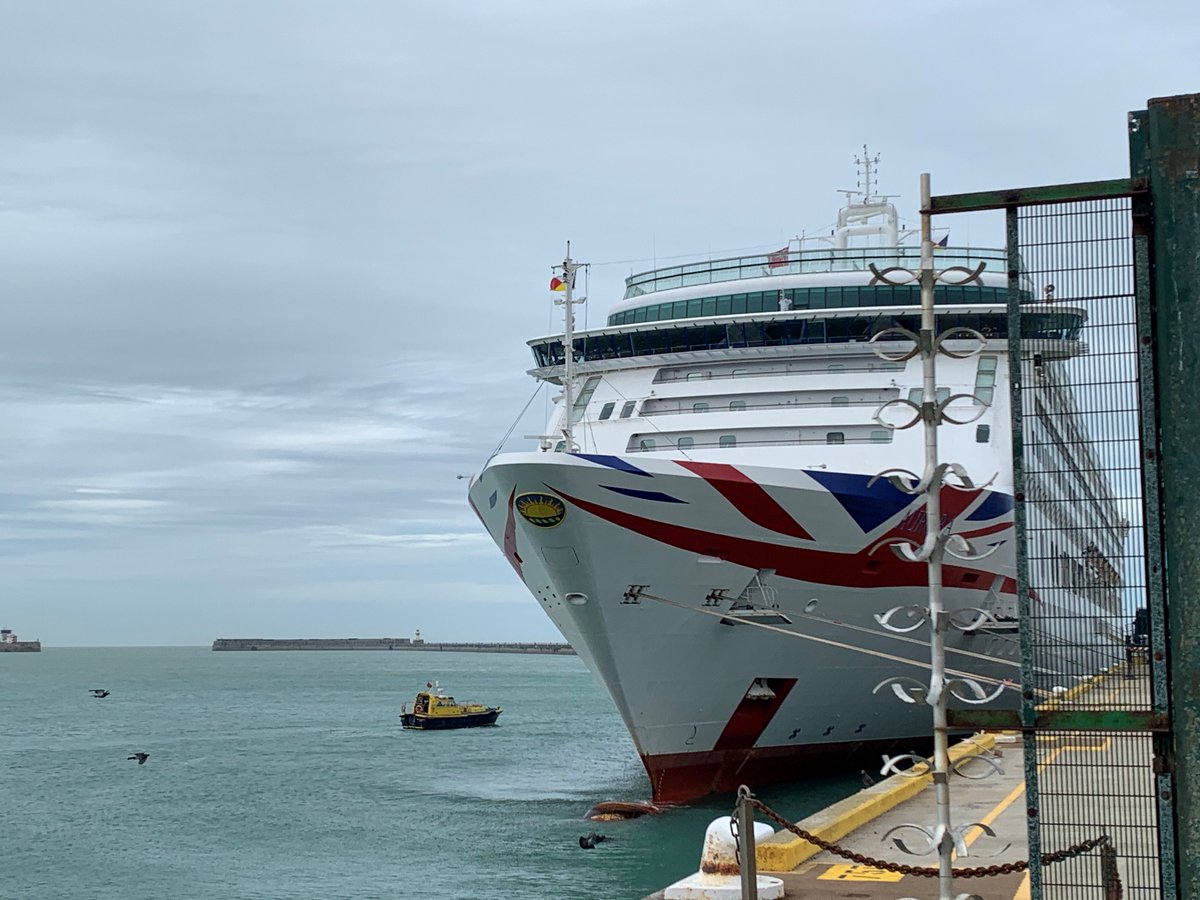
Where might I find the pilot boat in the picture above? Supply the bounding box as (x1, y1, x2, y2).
(399, 681, 503, 730)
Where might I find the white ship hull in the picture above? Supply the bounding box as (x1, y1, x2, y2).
(469, 451, 1060, 802)
(472, 179, 1127, 802)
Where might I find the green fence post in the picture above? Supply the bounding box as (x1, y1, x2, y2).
(1146, 91, 1200, 899)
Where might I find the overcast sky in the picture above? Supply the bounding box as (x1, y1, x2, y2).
(1, 1, 1196, 646)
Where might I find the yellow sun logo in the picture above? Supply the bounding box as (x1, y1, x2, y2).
(515, 492, 566, 528)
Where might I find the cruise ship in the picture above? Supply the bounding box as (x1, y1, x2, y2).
(467, 171, 1127, 803)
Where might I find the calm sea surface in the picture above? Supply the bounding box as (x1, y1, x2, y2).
(2, 648, 856, 899)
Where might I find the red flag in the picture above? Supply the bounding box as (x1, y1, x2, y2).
(767, 247, 789, 268)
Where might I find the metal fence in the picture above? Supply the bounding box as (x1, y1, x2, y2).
(1011, 197, 1161, 897)
(924, 166, 1175, 898)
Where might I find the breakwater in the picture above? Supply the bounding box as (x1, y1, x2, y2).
(211, 638, 575, 654)
(0, 641, 41, 652)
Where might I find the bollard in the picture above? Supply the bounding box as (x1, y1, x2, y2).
(737, 788, 758, 900)
(661, 815, 784, 899)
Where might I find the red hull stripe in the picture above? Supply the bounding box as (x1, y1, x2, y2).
(553, 487, 1009, 594)
(713, 678, 797, 752)
(502, 489, 524, 580)
(957, 521, 1013, 541)
(642, 735, 928, 804)
(676, 461, 814, 540)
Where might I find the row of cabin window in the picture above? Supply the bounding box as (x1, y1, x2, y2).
(638, 431, 892, 451)
(597, 395, 998, 421)
(556, 423, 991, 453)
(607, 285, 1010, 326)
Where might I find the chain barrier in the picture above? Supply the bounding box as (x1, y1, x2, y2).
(736, 796, 1121, 890)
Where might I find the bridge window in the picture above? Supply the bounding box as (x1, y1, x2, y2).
(827, 432, 845, 445)
(639, 439, 656, 451)
(719, 435, 737, 448)
(827, 364, 845, 373)
(870, 430, 892, 443)
(975, 355, 998, 405)
(677, 437, 694, 450)
(976, 424, 991, 443)
(732, 368, 750, 378)
(620, 401, 637, 419)
(570, 376, 602, 423)
(599, 402, 616, 421)
(908, 388, 923, 404)
(729, 400, 746, 412)
(686, 371, 708, 381)
(693, 402, 710, 414)
(831, 396, 849, 407)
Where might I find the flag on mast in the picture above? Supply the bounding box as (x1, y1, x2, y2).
(767, 247, 789, 268)
(550, 276, 568, 292)
(934, 233, 949, 250)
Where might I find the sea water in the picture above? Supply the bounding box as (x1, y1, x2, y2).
(1, 648, 856, 899)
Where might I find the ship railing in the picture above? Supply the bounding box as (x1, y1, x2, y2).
(641, 397, 893, 416)
(653, 363, 899, 383)
(622, 246, 1008, 298)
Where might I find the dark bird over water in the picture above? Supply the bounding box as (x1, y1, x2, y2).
(90, 689, 110, 698)
(860, 770, 876, 788)
(578, 832, 610, 849)
(128, 753, 149, 765)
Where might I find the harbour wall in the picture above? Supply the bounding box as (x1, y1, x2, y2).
(0, 641, 42, 652)
(211, 638, 575, 654)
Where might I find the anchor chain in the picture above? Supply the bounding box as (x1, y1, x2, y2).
(746, 797, 1120, 886)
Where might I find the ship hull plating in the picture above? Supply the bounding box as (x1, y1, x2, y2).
(468, 452, 1083, 803)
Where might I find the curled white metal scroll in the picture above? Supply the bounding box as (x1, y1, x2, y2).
(868, 467, 923, 494)
(945, 534, 1002, 562)
(873, 398, 923, 431)
(945, 607, 1000, 631)
(933, 326, 988, 359)
(938, 393, 990, 426)
(935, 261, 987, 286)
(880, 753, 933, 778)
(950, 754, 1006, 781)
(874, 605, 930, 633)
(868, 326, 921, 362)
(872, 676, 928, 705)
(867, 263, 920, 287)
(945, 677, 1007, 705)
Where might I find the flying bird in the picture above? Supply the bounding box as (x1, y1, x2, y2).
(90, 689, 110, 698)
(127, 753, 149, 765)
(860, 770, 876, 788)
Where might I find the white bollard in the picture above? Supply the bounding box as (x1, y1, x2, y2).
(662, 816, 785, 900)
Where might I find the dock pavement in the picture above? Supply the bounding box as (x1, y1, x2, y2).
(649, 667, 1157, 898)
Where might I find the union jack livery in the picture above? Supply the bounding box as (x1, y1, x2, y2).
(468, 176, 1127, 803)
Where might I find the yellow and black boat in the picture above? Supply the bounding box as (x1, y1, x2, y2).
(399, 681, 502, 730)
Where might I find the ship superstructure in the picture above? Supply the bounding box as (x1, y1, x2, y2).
(467, 162, 1126, 803)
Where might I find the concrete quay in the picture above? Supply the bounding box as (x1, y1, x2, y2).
(0, 641, 42, 652)
(211, 637, 575, 654)
(651, 670, 1157, 899)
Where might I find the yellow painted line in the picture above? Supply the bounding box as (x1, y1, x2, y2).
(954, 737, 1116, 900)
(755, 733, 996, 872)
(817, 863, 905, 882)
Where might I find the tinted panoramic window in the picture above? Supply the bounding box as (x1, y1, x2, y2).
(531, 311, 1078, 369)
(607, 284, 1012, 327)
